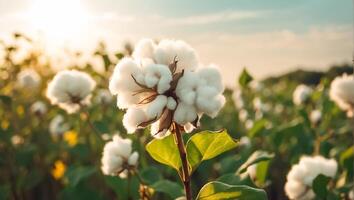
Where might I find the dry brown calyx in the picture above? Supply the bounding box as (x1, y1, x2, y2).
(131, 57, 199, 136)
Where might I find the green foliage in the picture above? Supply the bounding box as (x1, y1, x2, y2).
(196, 181, 267, 200)
(312, 174, 331, 198)
(146, 134, 181, 171)
(238, 68, 253, 88)
(186, 130, 238, 173)
(237, 151, 274, 174)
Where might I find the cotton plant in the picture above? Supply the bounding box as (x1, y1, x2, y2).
(293, 84, 313, 106)
(285, 156, 337, 200)
(16, 68, 41, 89)
(46, 70, 96, 114)
(101, 134, 139, 178)
(107, 39, 266, 200)
(94, 89, 113, 105)
(49, 115, 70, 136)
(309, 109, 322, 125)
(329, 74, 354, 117)
(30, 101, 47, 116)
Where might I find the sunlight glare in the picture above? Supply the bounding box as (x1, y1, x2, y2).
(28, 0, 89, 40)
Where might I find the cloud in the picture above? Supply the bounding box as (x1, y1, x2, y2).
(187, 25, 352, 86)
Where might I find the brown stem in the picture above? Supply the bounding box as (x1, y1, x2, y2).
(173, 123, 192, 200)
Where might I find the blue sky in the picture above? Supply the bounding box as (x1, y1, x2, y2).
(0, 0, 352, 85)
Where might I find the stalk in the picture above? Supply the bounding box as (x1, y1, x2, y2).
(173, 123, 192, 200)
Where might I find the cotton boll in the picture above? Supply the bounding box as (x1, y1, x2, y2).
(146, 95, 168, 119)
(101, 135, 138, 176)
(232, 90, 244, 109)
(132, 38, 156, 60)
(196, 93, 225, 118)
(284, 181, 307, 200)
(154, 39, 199, 72)
(176, 71, 200, 105)
(285, 156, 338, 200)
(49, 115, 69, 136)
(143, 64, 172, 94)
(245, 119, 254, 130)
(123, 108, 148, 133)
(128, 152, 139, 166)
(239, 136, 251, 147)
(293, 84, 313, 106)
(197, 65, 224, 93)
(349, 189, 354, 200)
(95, 89, 113, 105)
(166, 97, 177, 110)
(46, 70, 96, 113)
(173, 102, 198, 125)
(17, 68, 41, 89)
(109, 58, 145, 109)
(329, 74, 354, 116)
(30, 101, 47, 116)
(310, 110, 322, 125)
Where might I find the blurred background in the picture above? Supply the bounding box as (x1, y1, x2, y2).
(0, 0, 352, 85)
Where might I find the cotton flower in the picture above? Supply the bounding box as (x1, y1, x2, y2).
(46, 70, 96, 113)
(49, 115, 70, 136)
(17, 68, 41, 89)
(293, 84, 313, 106)
(309, 110, 322, 125)
(30, 101, 47, 116)
(109, 39, 224, 137)
(94, 89, 113, 105)
(285, 156, 337, 200)
(329, 74, 354, 117)
(101, 135, 139, 178)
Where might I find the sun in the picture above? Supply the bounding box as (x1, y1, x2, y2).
(27, 0, 89, 40)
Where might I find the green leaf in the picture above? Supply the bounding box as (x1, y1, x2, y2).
(186, 130, 238, 173)
(312, 174, 331, 199)
(66, 166, 97, 187)
(237, 151, 274, 174)
(151, 180, 184, 199)
(248, 119, 267, 138)
(238, 69, 253, 88)
(217, 173, 256, 187)
(196, 181, 267, 200)
(146, 134, 181, 170)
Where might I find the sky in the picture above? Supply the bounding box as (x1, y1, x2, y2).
(0, 0, 352, 86)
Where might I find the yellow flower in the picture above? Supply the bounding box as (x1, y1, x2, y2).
(16, 106, 25, 117)
(64, 130, 78, 147)
(51, 160, 66, 180)
(1, 120, 9, 130)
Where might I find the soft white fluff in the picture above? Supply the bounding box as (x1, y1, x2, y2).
(173, 102, 198, 125)
(175, 65, 225, 118)
(293, 84, 313, 106)
(109, 58, 145, 109)
(285, 156, 338, 200)
(143, 64, 172, 94)
(132, 38, 156, 61)
(329, 74, 354, 117)
(146, 95, 168, 119)
(17, 68, 41, 89)
(30, 101, 47, 115)
(154, 39, 199, 72)
(101, 135, 139, 177)
(109, 39, 225, 136)
(49, 115, 70, 136)
(310, 110, 322, 125)
(123, 108, 148, 134)
(245, 119, 254, 130)
(94, 89, 113, 105)
(46, 70, 96, 113)
(150, 121, 170, 138)
(232, 90, 244, 109)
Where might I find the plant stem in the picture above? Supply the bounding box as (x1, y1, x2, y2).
(173, 123, 192, 200)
